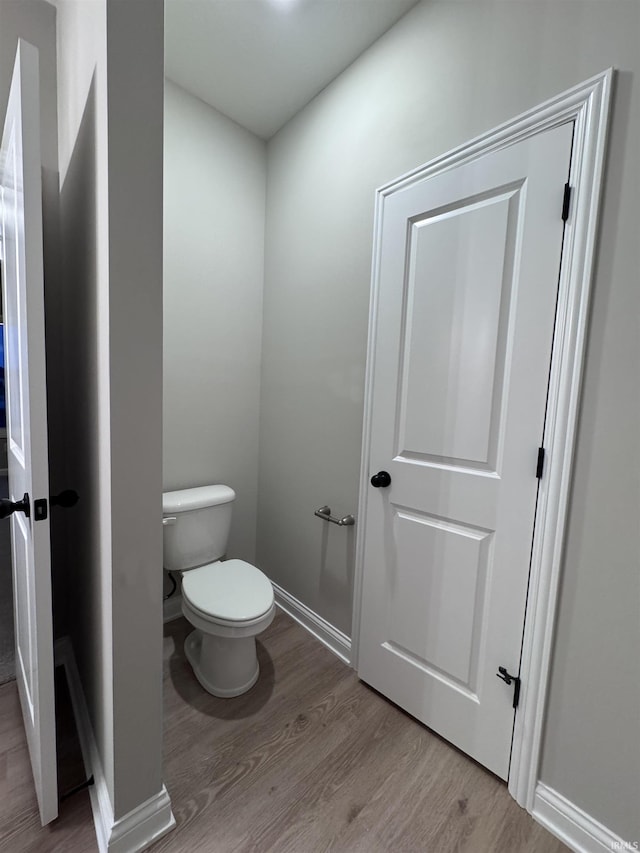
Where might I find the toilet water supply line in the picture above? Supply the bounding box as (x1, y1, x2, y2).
(164, 571, 177, 601)
(162, 515, 178, 600)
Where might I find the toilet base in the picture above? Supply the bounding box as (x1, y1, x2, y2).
(184, 629, 260, 698)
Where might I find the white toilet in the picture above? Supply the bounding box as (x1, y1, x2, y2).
(162, 484, 275, 698)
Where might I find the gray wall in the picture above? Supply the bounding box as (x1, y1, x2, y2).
(106, 0, 165, 820)
(56, 0, 165, 820)
(163, 80, 266, 563)
(257, 0, 639, 841)
(56, 0, 114, 801)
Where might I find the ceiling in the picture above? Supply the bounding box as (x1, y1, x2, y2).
(164, 0, 421, 140)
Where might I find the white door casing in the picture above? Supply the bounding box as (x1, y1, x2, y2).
(0, 40, 57, 824)
(352, 71, 613, 806)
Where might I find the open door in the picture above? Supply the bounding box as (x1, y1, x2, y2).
(0, 39, 57, 825)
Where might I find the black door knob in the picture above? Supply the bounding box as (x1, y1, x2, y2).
(370, 471, 391, 488)
(0, 493, 30, 519)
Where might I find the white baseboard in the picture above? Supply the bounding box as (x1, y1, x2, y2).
(271, 582, 351, 665)
(533, 782, 633, 853)
(107, 786, 175, 853)
(55, 637, 176, 853)
(165, 583, 352, 667)
(163, 593, 183, 624)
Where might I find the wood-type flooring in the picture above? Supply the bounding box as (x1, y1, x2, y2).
(0, 610, 568, 852)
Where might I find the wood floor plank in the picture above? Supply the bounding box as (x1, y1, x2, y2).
(0, 676, 97, 853)
(244, 700, 413, 852)
(0, 610, 568, 852)
(157, 623, 379, 851)
(152, 612, 568, 853)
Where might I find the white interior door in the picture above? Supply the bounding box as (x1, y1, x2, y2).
(358, 123, 573, 780)
(0, 40, 57, 824)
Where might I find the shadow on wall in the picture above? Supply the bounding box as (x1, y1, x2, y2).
(317, 521, 356, 633)
(55, 72, 101, 697)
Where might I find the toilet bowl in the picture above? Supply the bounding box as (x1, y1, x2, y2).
(163, 486, 275, 698)
(180, 559, 275, 697)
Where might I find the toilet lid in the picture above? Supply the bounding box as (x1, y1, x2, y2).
(181, 560, 274, 623)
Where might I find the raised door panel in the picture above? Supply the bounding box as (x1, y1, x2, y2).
(386, 508, 492, 692)
(398, 186, 522, 473)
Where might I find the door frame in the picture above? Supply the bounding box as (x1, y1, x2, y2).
(351, 69, 613, 811)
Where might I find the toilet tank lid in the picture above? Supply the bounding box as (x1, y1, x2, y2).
(162, 485, 235, 514)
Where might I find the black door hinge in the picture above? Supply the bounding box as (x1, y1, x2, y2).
(562, 182, 572, 221)
(536, 447, 545, 479)
(496, 666, 521, 709)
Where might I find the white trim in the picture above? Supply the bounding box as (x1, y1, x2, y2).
(107, 787, 175, 853)
(533, 783, 633, 853)
(55, 637, 175, 853)
(508, 68, 613, 810)
(351, 69, 614, 812)
(350, 174, 386, 671)
(54, 637, 112, 851)
(272, 583, 351, 665)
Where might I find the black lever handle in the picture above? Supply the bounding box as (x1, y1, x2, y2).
(50, 489, 79, 509)
(370, 471, 391, 488)
(0, 493, 30, 520)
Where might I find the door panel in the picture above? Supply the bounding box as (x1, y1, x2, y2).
(388, 509, 491, 689)
(358, 124, 573, 780)
(398, 185, 519, 469)
(1, 40, 57, 824)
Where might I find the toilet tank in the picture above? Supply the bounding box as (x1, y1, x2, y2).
(162, 485, 235, 572)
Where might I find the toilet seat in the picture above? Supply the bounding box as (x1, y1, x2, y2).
(181, 559, 274, 624)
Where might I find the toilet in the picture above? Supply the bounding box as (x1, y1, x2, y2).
(162, 484, 275, 698)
